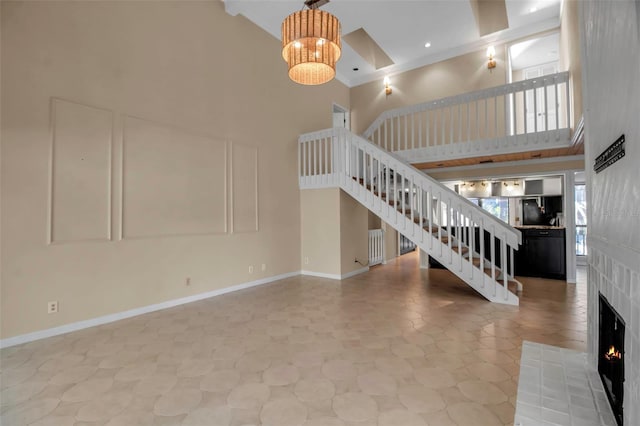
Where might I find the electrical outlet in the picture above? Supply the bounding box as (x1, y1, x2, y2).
(47, 301, 58, 314)
(304, 257, 309, 265)
(185, 277, 191, 286)
(261, 264, 266, 271)
(249, 265, 254, 274)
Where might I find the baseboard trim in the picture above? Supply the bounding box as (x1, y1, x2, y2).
(341, 266, 369, 279)
(301, 266, 369, 280)
(0, 271, 300, 349)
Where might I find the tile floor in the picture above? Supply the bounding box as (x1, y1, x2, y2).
(0, 252, 588, 426)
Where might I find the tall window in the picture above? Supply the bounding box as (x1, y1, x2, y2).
(575, 184, 587, 255)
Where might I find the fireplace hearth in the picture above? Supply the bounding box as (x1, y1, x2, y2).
(598, 293, 625, 426)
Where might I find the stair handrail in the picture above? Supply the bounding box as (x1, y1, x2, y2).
(362, 71, 571, 143)
(300, 127, 522, 247)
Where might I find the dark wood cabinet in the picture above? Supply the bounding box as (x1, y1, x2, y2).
(515, 228, 566, 280)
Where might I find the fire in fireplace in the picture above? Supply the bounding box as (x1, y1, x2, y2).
(598, 293, 625, 426)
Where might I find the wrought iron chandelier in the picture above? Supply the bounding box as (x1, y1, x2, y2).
(281, 0, 341, 85)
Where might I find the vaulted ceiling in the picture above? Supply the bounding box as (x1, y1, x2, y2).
(224, 0, 563, 87)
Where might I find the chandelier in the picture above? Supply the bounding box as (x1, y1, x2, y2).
(281, 0, 342, 85)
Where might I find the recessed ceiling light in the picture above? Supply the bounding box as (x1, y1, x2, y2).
(529, 6, 538, 13)
(424, 42, 431, 48)
(352, 67, 359, 71)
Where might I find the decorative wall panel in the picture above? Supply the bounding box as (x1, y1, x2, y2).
(122, 116, 226, 238)
(231, 143, 258, 233)
(50, 99, 113, 243)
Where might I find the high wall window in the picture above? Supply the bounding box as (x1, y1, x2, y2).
(575, 184, 587, 256)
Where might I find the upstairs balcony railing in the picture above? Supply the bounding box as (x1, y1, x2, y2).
(362, 71, 572, 163)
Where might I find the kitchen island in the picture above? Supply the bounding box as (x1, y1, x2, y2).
(514, 226, 566, 280)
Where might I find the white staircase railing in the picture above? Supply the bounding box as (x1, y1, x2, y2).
(362, 71, 572, 163)
(299, 127, 522, 305)
(368, 229, 384, 266)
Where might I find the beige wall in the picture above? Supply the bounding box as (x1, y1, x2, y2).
(339, 190, 369, 274)
(300, 189, 342, 276)
(350, 47, 508, 134)
(300, 188, 368, 276)
(0, 1, 349, 339)
(559, 0, 583, 128)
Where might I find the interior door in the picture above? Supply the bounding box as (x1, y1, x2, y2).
(525, 63, 557, 132)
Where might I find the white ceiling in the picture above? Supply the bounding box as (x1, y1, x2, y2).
(510, 32, 559, 70)
(224, 0, 563, 87)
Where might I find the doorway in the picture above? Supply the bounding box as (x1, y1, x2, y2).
(332, 103, 350, 130)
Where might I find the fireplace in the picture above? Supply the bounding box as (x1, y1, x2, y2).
(598, 293, 625, 426)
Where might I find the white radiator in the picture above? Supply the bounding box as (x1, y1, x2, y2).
(368, 229, 385, 266)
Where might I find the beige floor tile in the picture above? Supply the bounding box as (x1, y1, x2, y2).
(75, 390, 133, 422)
(227, 383, 270, 409)
(294, 378, 335, 402)
(447, 401, 502, 425)
(332, 392, 378, 422)
(457, 380, 509, 405)
(414, 367, 456, 389)
(397, 384, 446, 413)
(260, 397, 308, 426)
(0, 254, 588, 426)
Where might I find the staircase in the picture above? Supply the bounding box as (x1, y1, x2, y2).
(299, 127, 522, 305)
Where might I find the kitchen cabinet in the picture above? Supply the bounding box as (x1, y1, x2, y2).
(515, 228, 566, 280)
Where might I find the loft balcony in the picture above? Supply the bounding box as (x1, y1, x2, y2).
(362, 71, 583, 169)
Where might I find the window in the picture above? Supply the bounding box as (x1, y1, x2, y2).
(480, 198, 509, 223)
(462, 197, 509, 223)
(575, 184, 587, 256)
